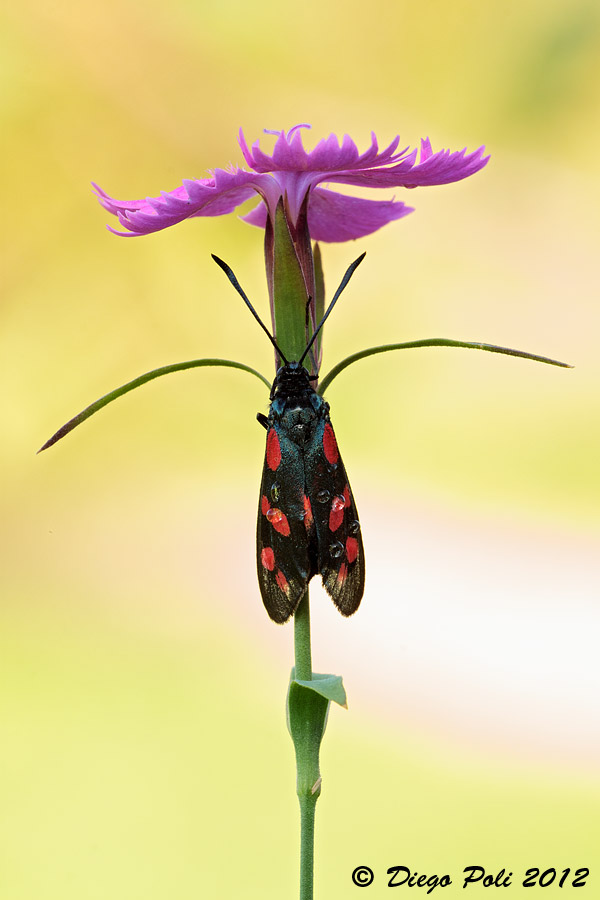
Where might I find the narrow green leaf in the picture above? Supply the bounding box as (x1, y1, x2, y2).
(39, 358, 270, 452)
(318, 339, 572, 395)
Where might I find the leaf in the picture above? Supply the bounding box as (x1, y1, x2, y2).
(38, 358, 270, 452)
(287, 679, 329, 796)
(294, 672, 348, 708)
(318, 338, 572, 395)
(286, 671, 348, 794)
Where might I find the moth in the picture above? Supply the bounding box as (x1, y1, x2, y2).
(213, 254, 365, 623)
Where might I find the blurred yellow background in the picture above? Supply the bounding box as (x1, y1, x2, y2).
(2, 0, 599, 896)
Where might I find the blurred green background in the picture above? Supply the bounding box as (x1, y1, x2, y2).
(2, 0, 599, 896)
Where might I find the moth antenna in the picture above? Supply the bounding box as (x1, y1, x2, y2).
(212, 254, 288, 364)
(299, 252, 366, 367)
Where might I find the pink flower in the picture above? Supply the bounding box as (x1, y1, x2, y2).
(94, 125, 488, 242)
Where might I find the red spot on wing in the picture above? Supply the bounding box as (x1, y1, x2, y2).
(343, 484, 350, 507)
(262, 491, 290, 537)
(337, 562, 348, 584)
(346, 537, 359, 563)
(261, 547, 275, 571)
(303, 495, 314, 531)
(266, 428, 282, 470)
(266, 507, 290, 536)
(329, 495, 345, 532)
(276, 570, 290, 594)
(322, 423, 339, 465)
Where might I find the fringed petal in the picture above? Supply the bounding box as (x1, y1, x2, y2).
(238, 126, 411, 175)
(329, 144, 489, 189)
(307, 189, 413, 242)
(94, 169, 267, 236)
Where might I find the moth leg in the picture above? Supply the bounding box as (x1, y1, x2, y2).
(256, 412, 269, 430)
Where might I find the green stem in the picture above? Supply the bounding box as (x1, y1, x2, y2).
(293, 590, 318, 900)
(299, 794, 317, 900)
(294, 591, 313, 681)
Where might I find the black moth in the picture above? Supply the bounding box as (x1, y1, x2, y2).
(213, 253, 365, 623)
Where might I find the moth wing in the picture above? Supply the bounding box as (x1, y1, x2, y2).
(256, 424, 313, 623)
(306, 418, 364, 616)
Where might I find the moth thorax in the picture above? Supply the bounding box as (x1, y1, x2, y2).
(285, 405, 317, 446)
